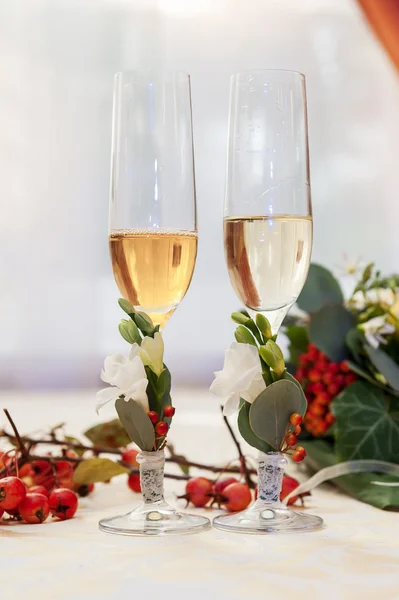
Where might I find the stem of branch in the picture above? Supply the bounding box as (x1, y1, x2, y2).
(221, 406, 254, 489)
(3, 410, 28, 456)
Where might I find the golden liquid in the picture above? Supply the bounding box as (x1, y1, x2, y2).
(109, 229, 198, 328)
(224, 216, 312, 312)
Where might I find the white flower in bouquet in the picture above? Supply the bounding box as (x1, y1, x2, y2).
(140, 332, 164, 376)
(358, 316, 395, 349)
(210, 342, 266, 416)
(351, 288, 399, 311)
(96, 344, 149, 413)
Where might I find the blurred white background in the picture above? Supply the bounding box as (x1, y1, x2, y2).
(0, 0, 398, 390)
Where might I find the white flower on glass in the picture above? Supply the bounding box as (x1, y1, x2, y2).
(140, 332, 164, 376)
(210, 342, 266, 416)
(96, 344, 149, 413)
(358, 316, 395, 349)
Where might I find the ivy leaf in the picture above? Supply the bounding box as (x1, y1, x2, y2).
(73, 458, 128, 486)
(285, 325, 309, 366)
(84, 419, 131, 449)
(237, 400, 273, 453)
(249, 380, 303, 450)
(115, 398, 155, 451)
(303, 439, 399, 510)
(282, 371, 307, 415)
(332, 382, 399, 462)
(297, 264, 343, 313)
(365, 345, 399, 392)
(309, 305, 356, 362)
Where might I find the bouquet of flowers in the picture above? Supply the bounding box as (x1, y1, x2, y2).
(284, 262, 399, 509)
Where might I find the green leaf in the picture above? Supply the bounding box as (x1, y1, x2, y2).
(237, 400, 273, 453)
(332, 382, 399, 462)
(231, 312, 251, 325)
(365, 345, 399, 392)
(282, 371, 307, 415)
(234, 325, 257, 346)
(361, 262, 374, 284)
(134, 312, 155, 336)
(297, 263, 344, 313)
(285, 325, 309, 366)
(115, 398, 155, 451)
(249, 380, 303, 450)
(73, 458, 128, 486)
(158, 367, 172, 399)
(303, 439, 399, 510)
(345, 329, 364, 364)
(119, 319, 142, 345)
(118, 298, 135, 316)
(84, 419, 131, 449)
(64, 436, 85, 456)
(259, 340, 285, 375)
(309, 305, 356, 362)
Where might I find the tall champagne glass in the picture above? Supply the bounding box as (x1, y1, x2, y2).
(214, 70, 323, 533)
(100, 70, 210, 536)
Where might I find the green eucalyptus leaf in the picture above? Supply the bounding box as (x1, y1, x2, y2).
(332, 382, 399, 462)
(309, 305, 356, 362)
(234, 325, 257, 346)
(119, 319, 142, 345)
(285, 325, 309, 366)
(84, 419, 131, 449)
(282, 371, 307, 415)
(118, 298, 135, 316)
(297, 263, 344, 313)
(158, 367, 172, 399)
(249, 380, 303, 450)
(237, 400, 273, 453)
(259, 340, 285, 375)
(345, 329, 365, 364)
(115, 398, 155, 451)
(73, 458, 128, 486)
(365, 345, 399, 392)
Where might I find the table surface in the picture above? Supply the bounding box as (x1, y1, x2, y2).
(1, 389, 398, 600)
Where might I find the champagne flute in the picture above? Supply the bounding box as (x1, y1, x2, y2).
(99, 70, 210, 536)
(214, 70, 323, 533)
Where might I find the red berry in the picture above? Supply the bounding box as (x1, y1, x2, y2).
(280, 475, 300, 505)
(294, 425, 301, 436)
(327, 382, 341, 396)
(328, 362, 340, 375)
(308, 369, 321, 382)
(289, 413, 303, 426)
(0, 508, 3, 519)
(335, 375, 345, 387)
(340, 361, 351, 373)
(286, 434, 297, 447)
(147, 411, 159, 424)
(19, 493, 49, 524)
(29, 485, 49, 498)
(213, 477, 238, 495)
(292, 446, 306, 463)
(163, 405, 175, 418)
(0, 477, 26, 511)
(295, 367, 307, 380)
(325, 412, 336, 425)
(74, 484, 95, 497)
(311, 402, 326, 416)
(127, 473, 141, 493)
(184, 477, 213, 508)
(49, 488, 78, 521)
(221, 482, 252, 512)
(307, 344, 320, 360)
(322, 371, 334, 385)
(316, 391, 331, 405)
(155, 421, 168, 436)
(345, 373, 357, 385)
(121, 448, 139, 467)
(55, 460, 74, 479)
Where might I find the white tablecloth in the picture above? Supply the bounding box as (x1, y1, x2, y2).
(1, 389, 398, 600)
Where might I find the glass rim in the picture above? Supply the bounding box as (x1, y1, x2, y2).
(114, 69, 190, 83)
(231, 68, 305, 81)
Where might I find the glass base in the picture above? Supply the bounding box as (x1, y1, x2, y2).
(213, 501, 323, 534)
(99, 500, 211, 537)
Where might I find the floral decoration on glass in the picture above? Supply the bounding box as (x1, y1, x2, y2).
(97, 299, 210, 536)
(284, 262, 399, 510)
(210, 311, 323, 533)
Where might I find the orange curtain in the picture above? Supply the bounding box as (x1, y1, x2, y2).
(357, 0, 399, 70)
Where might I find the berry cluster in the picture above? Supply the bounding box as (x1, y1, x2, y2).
(280, 413, 306, 462)
(148, 406, 175, 444)
(294, 344, 357, 436)
(0, 475, 78, 524)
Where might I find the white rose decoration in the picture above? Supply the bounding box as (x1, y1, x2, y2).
(140, 332, 164, 376)
(210, 342, 266, 416)
(96, 344, 149, 413)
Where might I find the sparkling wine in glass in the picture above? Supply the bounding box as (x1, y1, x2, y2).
(99, 70, 210, 536)
(213, 70, 323, 534)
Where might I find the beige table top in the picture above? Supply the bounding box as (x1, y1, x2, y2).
(1, 389, 398, 600)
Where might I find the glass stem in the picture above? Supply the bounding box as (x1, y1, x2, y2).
(256, 451, 286, 505)
(137, 450, 165, 504)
